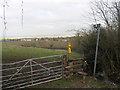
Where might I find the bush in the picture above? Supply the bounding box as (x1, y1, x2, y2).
(72, 28, 120, 84)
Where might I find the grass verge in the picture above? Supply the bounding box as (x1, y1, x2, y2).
(29, 75, 118, 88)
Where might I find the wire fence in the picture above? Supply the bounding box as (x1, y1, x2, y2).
(1, 55, 64, 90)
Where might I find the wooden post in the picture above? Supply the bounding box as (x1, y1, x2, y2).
(62, 54, 67, 79)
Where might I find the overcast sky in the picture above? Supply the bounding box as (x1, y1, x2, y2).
(0, 0, 96, 38)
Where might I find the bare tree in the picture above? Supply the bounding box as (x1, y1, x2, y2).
(90, 0, 120, 82)
(90, 0, 120, 31)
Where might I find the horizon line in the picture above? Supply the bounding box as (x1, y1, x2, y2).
(0, 35, 76, 39)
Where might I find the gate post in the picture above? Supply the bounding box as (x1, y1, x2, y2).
(62, 54, 67, 79)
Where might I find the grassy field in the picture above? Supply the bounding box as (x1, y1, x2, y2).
(2, 42, 119, 88)
(29, 75, 118, 88)
(2, 45, 81, 63)
(3, 40, 67, 49)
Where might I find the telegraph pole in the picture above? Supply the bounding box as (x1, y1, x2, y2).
(3, 0, 7, 41)
(93, 24, 101, 76)
(21, 0, 23, 29)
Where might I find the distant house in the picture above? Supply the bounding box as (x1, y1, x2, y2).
(20, 38, 40, 41)
(3, 39, 21, 41)
(40, 37, 70, 42)
(4, 36, 75, 42)
(34, 38, 39, 41)
(61, 39, 68, 42)
(21, 38, 32, 41)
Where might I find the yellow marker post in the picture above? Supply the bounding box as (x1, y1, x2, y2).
(67, 42, 72, 54)
(68, 47, 72, 54)
(67, 42, 71, 47)
(67, 42, 72, 76)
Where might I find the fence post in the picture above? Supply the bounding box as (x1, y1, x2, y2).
(62, 54, 67, 79)
(30, 59, 33, 85)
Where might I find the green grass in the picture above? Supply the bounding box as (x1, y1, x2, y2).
(3, 40, 67, 49)
(2, 43, 118, 88)
(2, 45, 81, 63)
(29, 75, 118, 88)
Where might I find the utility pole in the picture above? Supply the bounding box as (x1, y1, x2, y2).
(93, 24, 101, 76)
(3, 0, 6, 41)
(21, 0, 23, 29)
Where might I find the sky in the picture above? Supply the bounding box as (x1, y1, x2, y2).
(0, 0, 95, 38)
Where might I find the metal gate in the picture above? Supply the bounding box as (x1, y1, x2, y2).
(1, 55, 64, 90)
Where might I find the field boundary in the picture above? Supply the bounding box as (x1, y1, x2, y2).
(1, 55, 84, 89)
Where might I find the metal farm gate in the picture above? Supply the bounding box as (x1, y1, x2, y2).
(1, 55, 65, 90)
